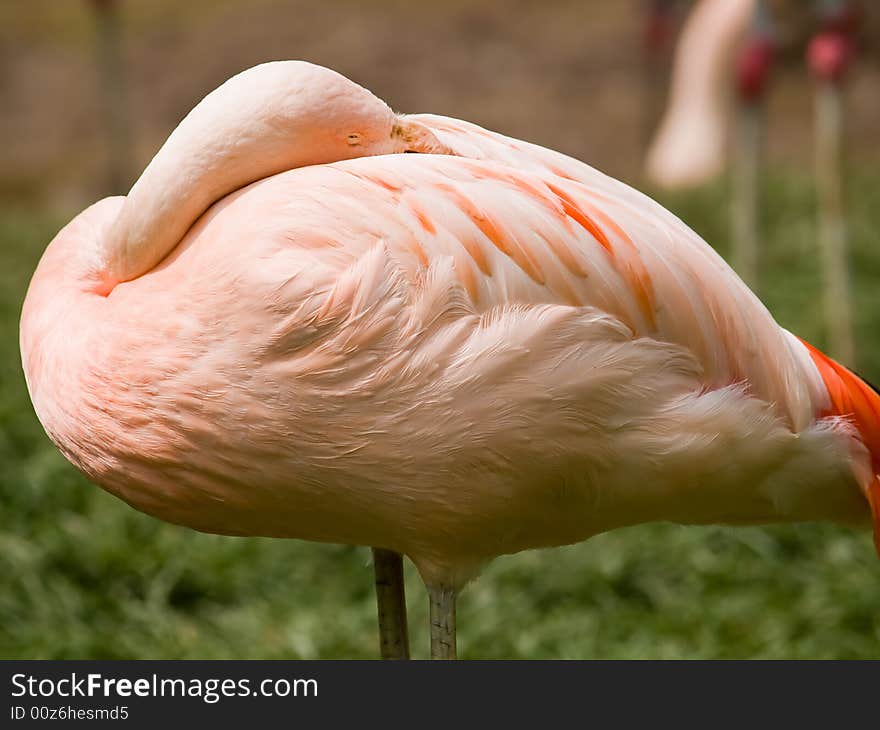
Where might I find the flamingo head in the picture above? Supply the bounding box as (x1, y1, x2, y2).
(258, 61, 452, 162)
(92, 61, 455, 291)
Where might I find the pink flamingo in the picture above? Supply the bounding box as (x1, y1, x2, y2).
(646, 0, 861, 363)
(646, 0, 776, 291)
(20, 61, 880, 659)
(729, 0, 776, 292)
(645, 0, 757, 190)
(808, 0, 859, 367)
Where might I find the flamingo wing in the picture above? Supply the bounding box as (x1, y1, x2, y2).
(234, 149, 821, 431)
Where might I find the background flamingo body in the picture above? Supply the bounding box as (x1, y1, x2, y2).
(20, 62, 880, 594)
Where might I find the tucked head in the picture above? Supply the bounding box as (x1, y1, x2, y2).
(217, 60, 450, 163)
(99, 60, 451, 290)
(249, 61, 400, 162)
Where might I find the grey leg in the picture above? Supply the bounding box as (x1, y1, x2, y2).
(372, 548, 410, 660)
(428, 584, 457, 660)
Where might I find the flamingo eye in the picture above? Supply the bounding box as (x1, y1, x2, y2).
(346, 133, 363, 146)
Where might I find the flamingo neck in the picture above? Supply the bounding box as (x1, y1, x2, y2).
(669, 0, 756, 116)
(645, 0, 757, 187)
(95, 61, 396, 294)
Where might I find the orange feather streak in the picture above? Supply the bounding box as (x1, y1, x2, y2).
(801, 339, 880, 553)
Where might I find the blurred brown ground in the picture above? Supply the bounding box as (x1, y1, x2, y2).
(1, 0, 878, 213)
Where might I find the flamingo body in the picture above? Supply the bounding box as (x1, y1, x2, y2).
(20, 62, 880, 591)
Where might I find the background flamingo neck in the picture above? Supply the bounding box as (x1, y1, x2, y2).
(672, 0, 755, 109)
(644, 0, 756, 188)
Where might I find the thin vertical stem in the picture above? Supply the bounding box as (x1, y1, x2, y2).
(814, 81, 854, 365)
(731, 102, 762, 292)
(372, 548, 410, 660)
(428, 584, 457, 660)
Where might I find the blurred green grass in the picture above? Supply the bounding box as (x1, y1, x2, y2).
(1, 171, 879, 659)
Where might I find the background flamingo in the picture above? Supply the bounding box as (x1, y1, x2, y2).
(20, 61, 880, 659)
(644, 0, 756, 190)
(645, 0, 862, 362)
(730, 0, 775, 292)
(809, 0, 859, 367)
(644, 0, 773, 292)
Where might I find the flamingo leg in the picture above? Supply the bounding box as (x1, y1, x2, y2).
(371, 548, 410, 659)
(731, 101, 762, 292)
(428, 584, 457, 660)
(814, 81, 854, 365)
(730, 0, 773, 293)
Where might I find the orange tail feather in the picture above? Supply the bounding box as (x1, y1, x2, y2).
(800, 339, 880, 554)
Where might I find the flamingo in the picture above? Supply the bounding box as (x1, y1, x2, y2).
(808, 0, 858, 366)
(645, 0, 865, 191)
(20, 61, 880, 660)
(646, 0, 860, 360)
(645, 0, 774, 290)
(644, 0, 757, 190)
(729, 0, 775, 292)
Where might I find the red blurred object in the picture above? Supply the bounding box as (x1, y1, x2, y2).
(735, 36, 775, 103)
(818, 1, 862, 36)
(808, 31, 854, 82)
(642, 0, 677, 57)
